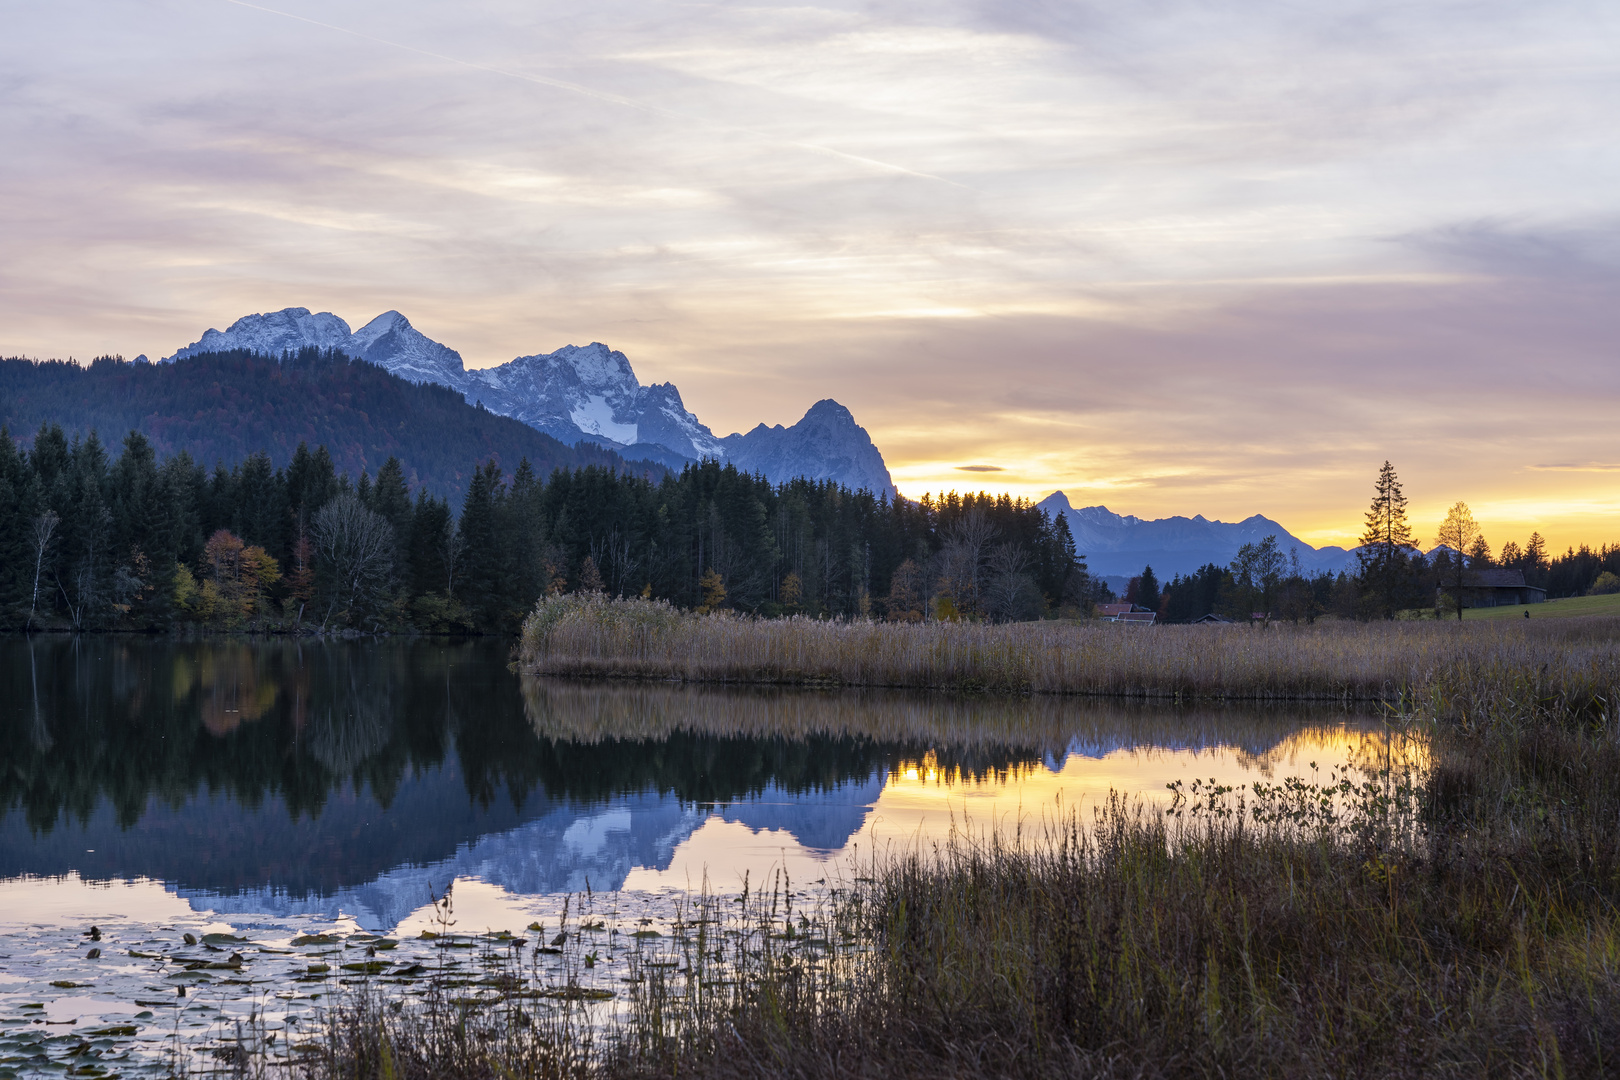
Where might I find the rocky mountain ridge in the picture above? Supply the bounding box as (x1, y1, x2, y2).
(167, 308, 897, 496)
(1037, 491, 1353, 580)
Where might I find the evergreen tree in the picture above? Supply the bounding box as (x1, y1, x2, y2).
(1136, 565, 1160, 612)
(233, 451, 286, 557)
(369, 456, 415, 591)
(408, 491, 453, 599)
(0, 428, 33, 611)
(1357, 461, 1420, 619)
(456, 460, 506, 627)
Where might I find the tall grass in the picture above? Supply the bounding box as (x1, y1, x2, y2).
(518, 595, 1620, 704)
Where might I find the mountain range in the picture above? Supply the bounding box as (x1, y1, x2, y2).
(1036, 491, 1354, 583)
(166, 308, 897, 496)
(0, 350, 647, 505)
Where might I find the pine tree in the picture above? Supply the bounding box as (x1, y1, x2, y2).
(408, 491, 452, 598)
(1137, 565, 1160, 612)
(370, 456, 414, 591)
(0, 427, 33, 610)
(1357, 461, 1420, 619)
(456, 460, 505, 626)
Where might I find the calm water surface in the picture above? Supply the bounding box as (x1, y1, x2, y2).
(0, 637, 1394, 1075)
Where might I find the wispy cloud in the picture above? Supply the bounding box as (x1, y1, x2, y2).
(1, 0, 1617, 547)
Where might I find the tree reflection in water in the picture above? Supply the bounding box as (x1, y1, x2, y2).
(0, 637, 1380, 900)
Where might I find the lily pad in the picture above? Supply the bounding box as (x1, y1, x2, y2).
(290, 934, 339, 947)
(541, 988, 615, 1001)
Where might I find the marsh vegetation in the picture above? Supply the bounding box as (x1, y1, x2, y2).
(287, 610, 1620, 1078)
(519, 594, 1620, 701)
(301, 676, 1620, 1078)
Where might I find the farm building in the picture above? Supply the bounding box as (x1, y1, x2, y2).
(1439, 568, 1547, 608)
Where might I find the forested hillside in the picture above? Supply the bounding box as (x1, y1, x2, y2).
(0, 424, 1089, 635)
(0, 350, 658, 504)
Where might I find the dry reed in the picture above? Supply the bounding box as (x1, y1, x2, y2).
(519, 595, 1620, 705)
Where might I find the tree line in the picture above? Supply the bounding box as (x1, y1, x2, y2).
(1124, 462, 1620, 623)
(0, 424, 1092, 634)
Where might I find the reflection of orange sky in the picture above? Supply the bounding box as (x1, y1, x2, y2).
(624, 726, 1411, 893)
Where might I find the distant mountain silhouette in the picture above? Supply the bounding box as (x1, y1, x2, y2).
(1038, 492, 1353, 580)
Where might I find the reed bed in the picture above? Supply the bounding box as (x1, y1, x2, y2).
(518, 595, 1620, 705)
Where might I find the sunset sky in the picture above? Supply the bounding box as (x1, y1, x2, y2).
(3, 0, 1617, 551)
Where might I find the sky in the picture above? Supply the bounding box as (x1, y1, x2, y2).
(2, 0, 1618, 550)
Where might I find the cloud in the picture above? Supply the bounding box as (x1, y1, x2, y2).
(0, 0, 1617, 548)
(955, 464, 1004, 472)
(1400, 219, 1620, 282)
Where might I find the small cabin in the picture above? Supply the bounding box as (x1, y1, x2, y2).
(1439, 568, 1547, 609)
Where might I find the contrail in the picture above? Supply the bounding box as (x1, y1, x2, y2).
(217, 0, 966, 187)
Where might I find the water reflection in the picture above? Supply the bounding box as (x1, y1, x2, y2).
(0, 637, 1393, 930)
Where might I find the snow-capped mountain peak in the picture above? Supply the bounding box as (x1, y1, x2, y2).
(348, 310, 468, 386)
(549, 342, 638, 395)
(166, 307, 352, 362)
(163, 308, 896, 494)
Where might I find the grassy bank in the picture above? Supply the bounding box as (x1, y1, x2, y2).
(518, 594, 1620, 703)
(1465, 592, 1620, 620)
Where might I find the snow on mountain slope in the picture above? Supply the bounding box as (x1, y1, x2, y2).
(165, 308, 894, 493)
(348, 310, 468, 386)
(1038, 491, 1352, 579)
(166, 308, 353, 361)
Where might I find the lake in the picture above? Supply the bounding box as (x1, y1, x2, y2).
(0, 637, 1395, 1076)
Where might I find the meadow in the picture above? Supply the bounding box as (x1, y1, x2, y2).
(1464, 592, 1620, 620)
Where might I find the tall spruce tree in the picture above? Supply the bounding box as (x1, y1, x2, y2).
(1357, 461, 1420, 619)
(369, 456, 415, 592)
(456, 460, 505, 626)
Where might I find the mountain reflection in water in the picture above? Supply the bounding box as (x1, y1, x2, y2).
(0, 637, 1384, 928)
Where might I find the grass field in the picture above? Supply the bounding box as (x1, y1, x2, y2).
(1465, 591, 1620, 619)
